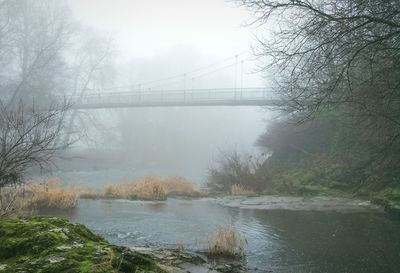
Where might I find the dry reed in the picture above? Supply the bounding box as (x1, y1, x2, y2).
(230, 184, 255, 196)
(102, 175, 167, 201)
(164, 176, 198, 196)
(102, 175, 198, 200)
(203, 226, 246, 257)
(77, 185, 98, 199)
(0, 178, 81, 215)
(24, 178, 79, 210)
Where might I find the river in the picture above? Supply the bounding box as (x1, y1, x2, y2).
(44, 197, 400, 273)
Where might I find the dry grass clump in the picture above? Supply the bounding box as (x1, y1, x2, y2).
(25, 178, 79, 210)
(0, 186, 26, 216)
(0, 178, 81, 215)
(133, 176, 167, 200)
(164, 176, 198, 197)
(102, 175, 199, 200)
(76, 185, 98, 199)
(203, 226, 246, 257)
(102, 184, 126, 198)
(230, 184, 256, 196)
(103, 175, 167, 201)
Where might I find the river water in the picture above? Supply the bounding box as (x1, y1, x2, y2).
(45, 198, 400, 273)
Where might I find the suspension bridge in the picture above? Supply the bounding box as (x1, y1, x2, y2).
(71, 88, 280, 109)
(71, 51, 281, 109)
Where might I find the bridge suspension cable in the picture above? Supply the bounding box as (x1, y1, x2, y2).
(87, 50, 253, 93)
(138, 50, 252, 91)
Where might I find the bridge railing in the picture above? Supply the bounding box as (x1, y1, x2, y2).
(72, 88, 280, 108)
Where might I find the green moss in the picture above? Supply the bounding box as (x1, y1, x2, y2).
(0, 217, 166, 273)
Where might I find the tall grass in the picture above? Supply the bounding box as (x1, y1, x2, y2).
(230, 184, 255, 196)
(76, 185, 98, 199)
(102, 175, 199, 200)
(24, 178, 79, 210)
(0, 178, 81, 215)
(103, 175, 167, 201)
(164, 176, 198, 197)
(203, 226, 246, 257)
(131, 176, 167, 200)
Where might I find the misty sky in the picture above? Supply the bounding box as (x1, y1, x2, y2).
(68, 0, 255, 59)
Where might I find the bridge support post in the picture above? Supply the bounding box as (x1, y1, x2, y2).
(183, 73, 187, 102)
(234, 55, 238, 102)
(138, 84, 142, 102)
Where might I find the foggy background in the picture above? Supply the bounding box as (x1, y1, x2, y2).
(51, 0, 272, 187)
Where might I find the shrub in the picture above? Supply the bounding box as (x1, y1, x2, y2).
(207, 150, 270, 193)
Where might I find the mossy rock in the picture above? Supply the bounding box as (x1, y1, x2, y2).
(0, 217, 166, 273)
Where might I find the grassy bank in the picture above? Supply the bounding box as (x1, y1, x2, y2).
(206, 151, 400, 215)
(0, 217, 166, 273)
(268, 165, 400, 216)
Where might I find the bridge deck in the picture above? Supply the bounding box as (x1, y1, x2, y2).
(72, 88, 280, 109)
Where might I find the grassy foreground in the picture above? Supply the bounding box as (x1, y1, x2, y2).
(0, 217, 166, 273)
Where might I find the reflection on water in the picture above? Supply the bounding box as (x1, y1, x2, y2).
(43, 198, 400, 273)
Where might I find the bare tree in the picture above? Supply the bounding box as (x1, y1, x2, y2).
(0, 0, 75, 105)
(239, 0, 400, 119)
(0, 100, 71, 215)
(207, 150, 270, 192)
(0, 0, 80, 215)
(61, 32, 115, 147)
(238, 0, 400, 188)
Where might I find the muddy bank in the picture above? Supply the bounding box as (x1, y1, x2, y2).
(215, 195, 383, 212)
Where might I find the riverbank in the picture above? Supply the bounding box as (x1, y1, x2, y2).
(12, 176, 399, 217)
(215, 195, 383, 212)
(215, 194, 400, 215)
(0, 217, 247, 273)
(7, 198, 400, 273)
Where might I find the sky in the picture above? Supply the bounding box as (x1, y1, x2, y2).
(68, 0, 256, 59)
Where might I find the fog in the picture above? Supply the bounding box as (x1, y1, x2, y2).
(54, 0, 271, 185)
(67, 0, 256, 58)
(2, 1, 400, 272)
